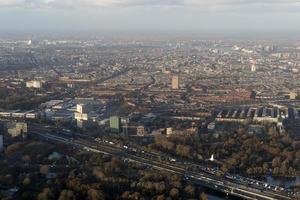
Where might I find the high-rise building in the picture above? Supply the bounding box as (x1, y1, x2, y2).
(171, 76, 179, 90)
(251, 64, 256, 72)
(110, 116, 121, 133)
(76, 104, 92, 114)
(75, 104, 92, 128)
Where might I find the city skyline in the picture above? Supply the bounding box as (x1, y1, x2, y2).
(1, 0, 300, 35)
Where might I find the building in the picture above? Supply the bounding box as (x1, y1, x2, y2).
(26, 80, 42, 89)
(216, 107, 281, 124)
(251, 64, 256, 72)
(110, 116, 121, 133)
(289, 92, 297, 100)
(171, 76, 179, 90)
(75, 112, 89, 121)
(76, 104, 92, 114)
(7, 122, 28, 138)
(207, 122, 216, 132)
(74, 103, 95, 129)
(253, 107, 280, 123)
(136, 126, 146, 136)
(166, 127, 173, 136)
(247, 125, 264, 135)
(162, 67, 171, 74)
(76, 120, 92, 129)
(0, 135, 3, 152)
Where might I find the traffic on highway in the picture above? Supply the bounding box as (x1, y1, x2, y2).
(29, 123, 297, 200)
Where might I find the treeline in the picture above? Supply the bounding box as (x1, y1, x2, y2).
(0, 88, 47, 110)
(149, 128, 300, 177)
(0, 141, 209, 200)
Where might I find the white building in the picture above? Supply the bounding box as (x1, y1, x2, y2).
(75, 104, 92, 128)
(26, 80, 42, 89)
(251, 64, 256, 72)
(74, 112, 89, 121)
(207, 122, 216, 131)
(7, 122, 28, 138)
(166, 127, 173, 136)
(76, 104, 92, 114)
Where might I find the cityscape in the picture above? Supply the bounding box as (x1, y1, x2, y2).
(1, 1, 300, 200)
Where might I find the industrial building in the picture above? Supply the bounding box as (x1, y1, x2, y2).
(216, 106, 283, 124)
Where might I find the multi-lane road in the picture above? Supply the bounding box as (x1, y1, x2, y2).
(29, 124, 296, 200)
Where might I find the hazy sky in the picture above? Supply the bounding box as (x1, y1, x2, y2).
(0, 0, 300, 35)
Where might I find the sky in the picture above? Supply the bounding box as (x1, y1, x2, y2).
(0, 0, 300, 36)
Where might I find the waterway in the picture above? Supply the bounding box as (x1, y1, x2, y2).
(266, 176, 300, 188)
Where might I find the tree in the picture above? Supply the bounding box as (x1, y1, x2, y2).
(184, 185, 195, 197)
(170, 181, 181, 189)
(273, 167, 280, 175)
(38, 188, 54, 200)
(169, 188, 179, 198)
(58, 190, 75, 200)
(156, 194, 165, 200)
(176, 144, 191, 158)
(93, 168, 106, 181)
(199, 192, 208, 200)
(23, 177, 31, 185)
(21, 191, 34, 200)
(268, 126, 278, 136)
(5, 142, 23, 155)
(288, 167, 296, 176)
(21, 155, 31, 163)
(279, 163, 288, 175)
(154, 182, 166, 193)
(121, 191, 130, 199)
(87, 189, 105, 200)
(272, 157, 281, 168)
(221, 164, 229, 173)
(156, 137, 175, 151)
(262, 163, 269, 173)
(40, 165, 49, 175)
(246, 168, 253, 175)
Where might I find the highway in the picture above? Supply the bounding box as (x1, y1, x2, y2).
(29, 125, 295, 200)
